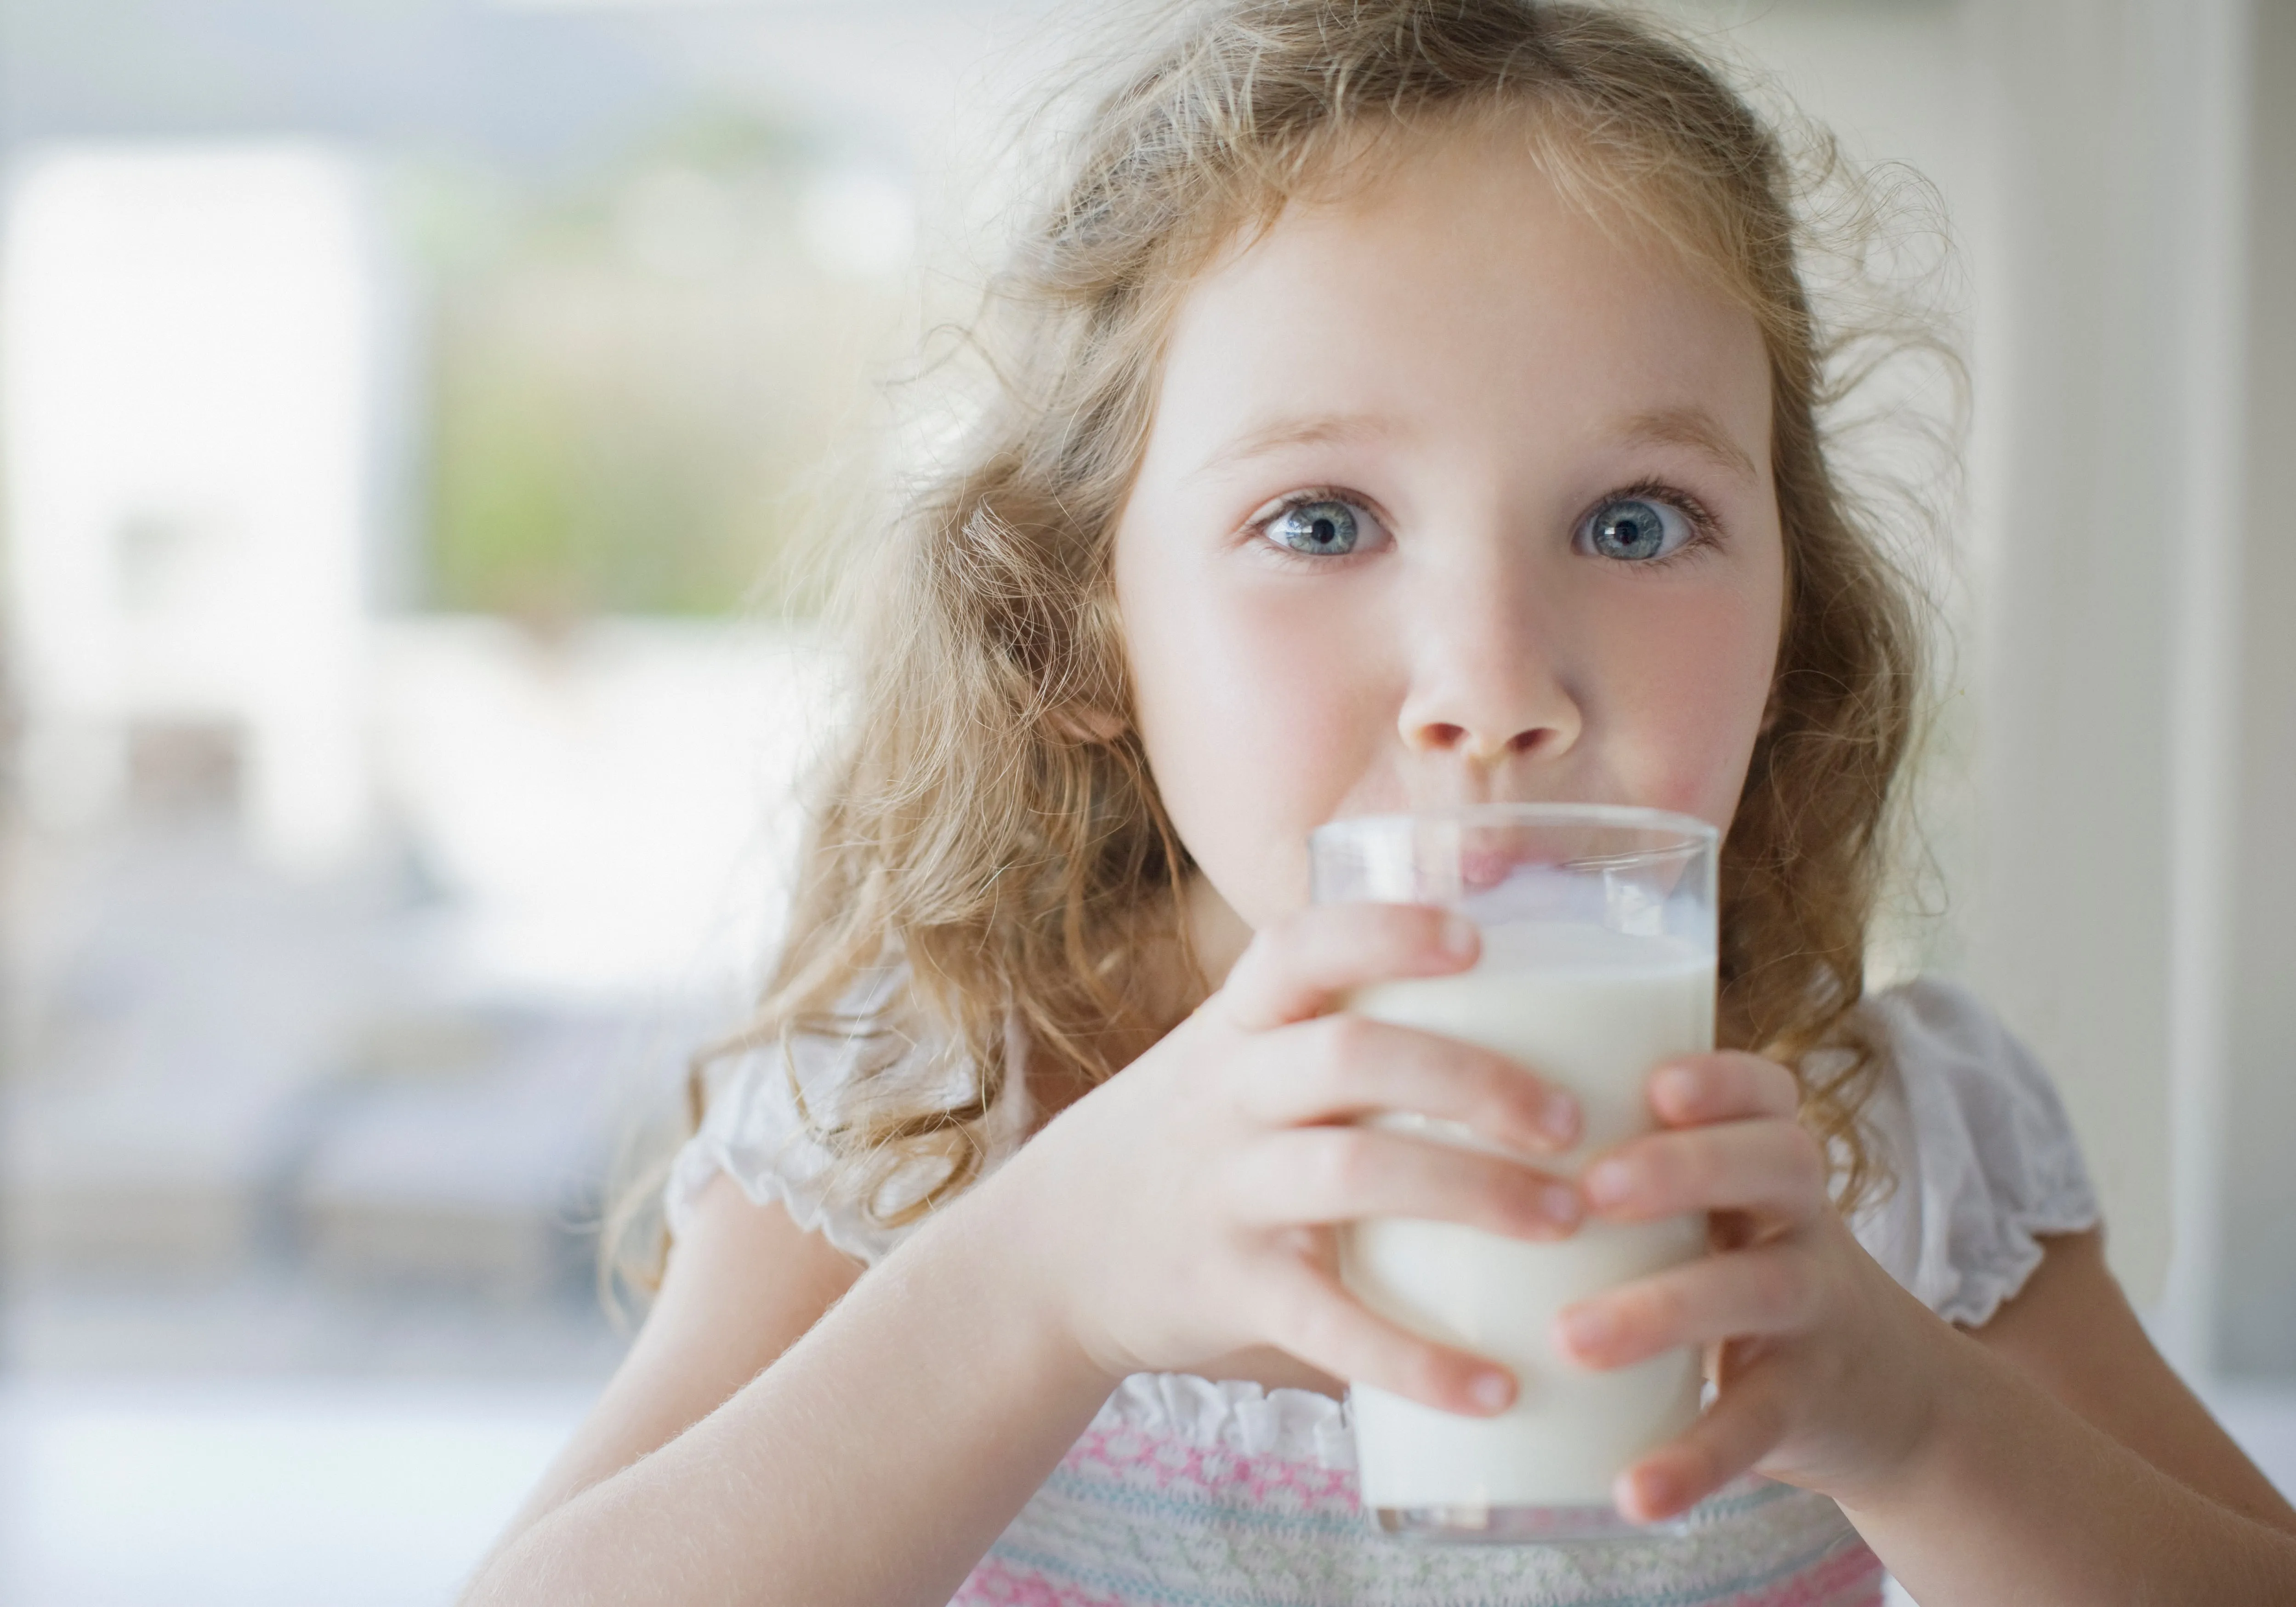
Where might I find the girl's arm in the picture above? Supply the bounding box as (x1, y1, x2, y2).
(471, 1175, 862, 1565)
(463, 1170, 1119, 1607)
(1975, 1228, 2293, 1531)
(1841, 1227, 2296, 1605)
(1559, 1053, 2296, 1607)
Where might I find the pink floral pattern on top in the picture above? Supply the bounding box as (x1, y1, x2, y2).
(1066, 1419, 1360, 1513)
(948, 1374, 1883, 1607)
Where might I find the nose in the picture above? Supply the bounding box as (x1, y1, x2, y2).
(1396, 570, 1582, 767)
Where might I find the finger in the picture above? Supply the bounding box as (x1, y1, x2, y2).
(1255, 1256, 1517, 1418)
(1554, 1243, 1818, 1370)
(1614, 1363, 1793, 1522)
(1228, 1126, 1581, 1237)
(1580, 1118, 1827, 1225)
(1645, 1052, 1801, 1127)
(1239, 1013, 1579, 1151)
(1219, 904, 1477, 1031)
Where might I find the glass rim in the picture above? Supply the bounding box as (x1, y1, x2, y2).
(1310, 800, 1720, 855)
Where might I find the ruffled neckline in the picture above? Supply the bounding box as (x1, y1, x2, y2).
(1092, 1372, 1358, 1469)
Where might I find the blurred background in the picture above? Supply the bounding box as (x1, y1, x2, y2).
(0, 0, 2290, 1602)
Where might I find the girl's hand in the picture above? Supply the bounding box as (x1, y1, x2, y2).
(1554, 1054, 1952, 1521)
(977, 903, 1586, 1417)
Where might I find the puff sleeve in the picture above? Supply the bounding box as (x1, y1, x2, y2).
(1850, 977, 2104, 1328)
(664, 974, 1033, 1268)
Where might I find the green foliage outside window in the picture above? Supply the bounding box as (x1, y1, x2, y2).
(414, 112, 909, 622)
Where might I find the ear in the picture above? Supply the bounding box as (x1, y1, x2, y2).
(1044, 704, 1128, 745)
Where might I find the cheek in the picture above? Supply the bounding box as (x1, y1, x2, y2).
(1120, 565, 1389, 920)
(1597, 585, 1780, 828)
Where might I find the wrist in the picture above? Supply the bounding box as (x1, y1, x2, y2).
(909, 1160, 1127, 1404)
(1829, 1314, 2001, 1522)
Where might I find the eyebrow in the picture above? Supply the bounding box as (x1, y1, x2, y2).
(1186, 403, 1761, 483)
(1615, 405, 1761, 481)
(1187, 412, 1397, 481)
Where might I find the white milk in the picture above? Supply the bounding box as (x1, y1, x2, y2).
(1340, 923, 1714, 1511)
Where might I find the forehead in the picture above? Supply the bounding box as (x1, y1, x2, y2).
(1146, 120, 1772, 479)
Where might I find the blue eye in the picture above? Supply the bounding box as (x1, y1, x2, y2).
(1266, 499, 1362, 556)
(1580, 497, 1693, 561)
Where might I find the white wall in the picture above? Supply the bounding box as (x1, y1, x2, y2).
(2223, 0, 2296, 1377)
(1674, 2, 2296, 1379)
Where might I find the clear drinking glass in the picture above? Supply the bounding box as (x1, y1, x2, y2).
(1311, 803, 1719, 1544)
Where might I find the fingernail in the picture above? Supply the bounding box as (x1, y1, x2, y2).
(1542, 1090, 1580, 1144)
(1583, 1159, 1633, 1207)
(1558, 1304, 1614, 1355)
(1652, 1063, 1699, 1109)
(1469, 1370, 1514, 1412)
(1630, 1464, 1679, 1519)
(1441, 913, 1478, 958)
(1542, 1184, 1582, 1225)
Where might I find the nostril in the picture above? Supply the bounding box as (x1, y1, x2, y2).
(1423, 723, 1466, 751)
(1509, 729, 1544, 754)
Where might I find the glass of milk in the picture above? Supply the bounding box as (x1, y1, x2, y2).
(1312, 802, 1718, 1544)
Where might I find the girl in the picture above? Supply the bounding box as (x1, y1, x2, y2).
(468, 4, 2296, 1604)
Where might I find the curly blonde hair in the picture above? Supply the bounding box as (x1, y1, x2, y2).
(613, 0, 1940, 1292)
